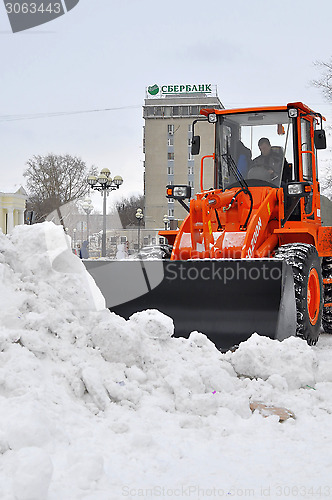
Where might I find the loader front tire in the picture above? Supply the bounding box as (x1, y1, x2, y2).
(275, 244, 323, 346)
(322, 257, 332, 334)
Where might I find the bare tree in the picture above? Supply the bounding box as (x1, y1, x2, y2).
(24, 154, 95, 224)
(320, 165, 332, 199)
(312, 58, 332, 102)
(311, 58, 332, 199)
(112, 194, 144, 228)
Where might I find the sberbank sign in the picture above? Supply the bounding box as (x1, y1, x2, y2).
(147, 84, 212, 96)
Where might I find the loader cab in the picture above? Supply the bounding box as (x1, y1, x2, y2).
(190, 104, 326, 226)
(213, 109, 296, 190)
(200, 104, 326, 225)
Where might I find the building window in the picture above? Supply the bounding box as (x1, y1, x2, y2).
(120, 236, 127, 243)
(143, 237, 149, 245)
(167, 166, 174, 175)
(190, 106, 199, 115)
(168, 124, 174, 135)
(159, 237, 165, 244)
(110, 237, 117, 244)
(168, 152, 174, 160)
(168, 208, 174, 217)
(152, 237, 156, 245)
(173, 107, 180, 116)
(168, 137, 174, 146)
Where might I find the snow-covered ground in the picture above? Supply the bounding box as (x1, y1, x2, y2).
(0, 222, 332, 500)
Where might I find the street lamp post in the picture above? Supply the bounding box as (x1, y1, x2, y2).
(82, 199, 93, 257)
(73, 228, 76, 251)
(87, 168, 123, 257)
(163, 214, 169, 230)
(135, 208, 144, 251)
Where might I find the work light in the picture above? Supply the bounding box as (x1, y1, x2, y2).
(208, 113, 217, 123)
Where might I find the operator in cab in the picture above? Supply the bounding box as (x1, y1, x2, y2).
(249, 137, 291, 184)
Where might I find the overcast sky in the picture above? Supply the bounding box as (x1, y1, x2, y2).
(1, 0, 332, 208)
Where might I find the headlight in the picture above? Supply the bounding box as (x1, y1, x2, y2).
(173, 186, 188, 197)
(166, 185, 191, 200)
(288, 183, 304, 195)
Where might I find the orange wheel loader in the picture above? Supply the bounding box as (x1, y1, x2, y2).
(84, 102, 332, 351)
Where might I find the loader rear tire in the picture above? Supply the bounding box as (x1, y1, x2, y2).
(275, 244, 323, 346)
(322, 257, 332, 334)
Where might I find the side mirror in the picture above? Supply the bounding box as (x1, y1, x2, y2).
(314, 129, 327, 150)
(191, 135, 200, 155)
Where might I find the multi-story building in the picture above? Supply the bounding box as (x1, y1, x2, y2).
(143, 84, 224, 230)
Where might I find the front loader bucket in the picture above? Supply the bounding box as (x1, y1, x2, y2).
(83, 259, 296, 351)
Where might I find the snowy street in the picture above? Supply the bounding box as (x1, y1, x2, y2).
(0, 223, 332, 500)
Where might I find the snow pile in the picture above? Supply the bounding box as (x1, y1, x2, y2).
(225, 333, 318, 390)
(0, 222, 332, 499)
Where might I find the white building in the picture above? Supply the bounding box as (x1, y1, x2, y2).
(0, 186, 27, 234)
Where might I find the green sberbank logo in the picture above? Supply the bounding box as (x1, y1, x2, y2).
(148, 84, 160, 95)
(147, 84, 212, 96)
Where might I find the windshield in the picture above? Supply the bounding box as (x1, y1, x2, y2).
(215, 110, 294, 190)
